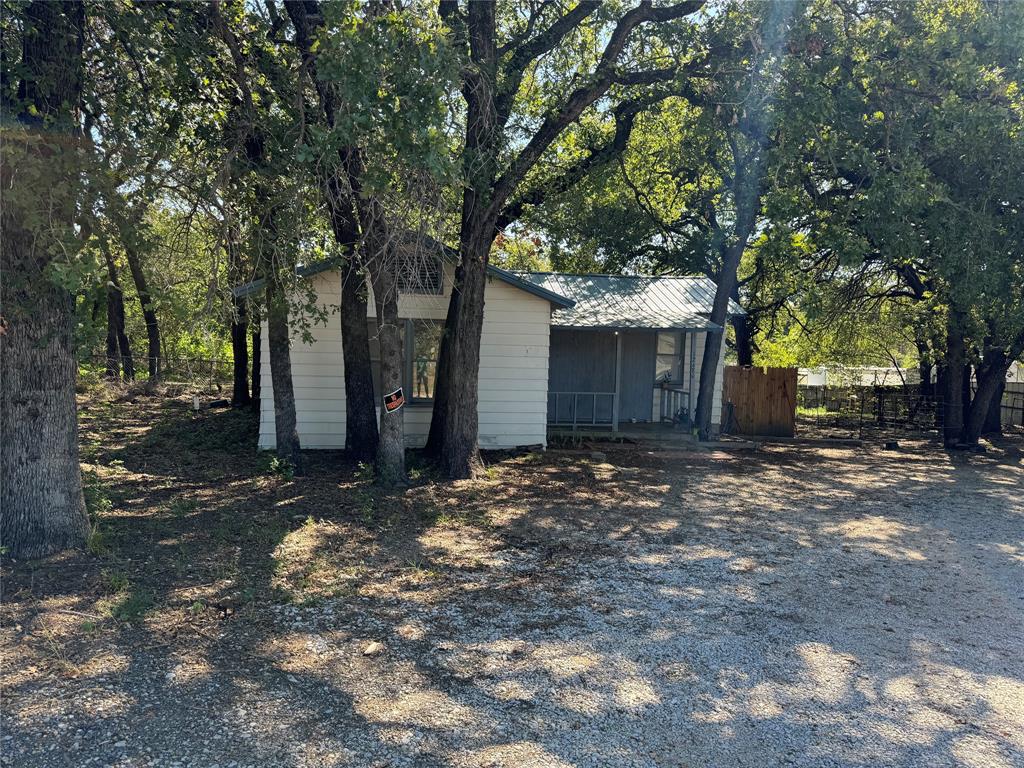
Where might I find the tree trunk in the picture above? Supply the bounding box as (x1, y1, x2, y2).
(226, 220, 250, 406)
(323, 169, 378, 462)
(982, 375, 1005, 436)
(105, 290, 120, 380)
(0, 0, 89, 559)
(733, 314, 754, 366)
(695, 198, 759, 441)
(265, 280, 302, 472)
(370, 269, 406, 487)
(123, 245, 161, 380)
(251, 308, 262, 411)
(914, 335, 934, 402)
(934, 363, 946, 429)
(918, 361, 933, 401)
(340, 261, 379, 462)
(425, 1, 499, 476)
(963, 350, 1008, 444)
(103, 249, 133, 381)
(942, 312, 966, 447)
(423, 285, 458, 457)
(286, 3, 380, 464)
(729, 283, 754, 366)
(435, 235, 489, 479)
(230, 293, 250, 406)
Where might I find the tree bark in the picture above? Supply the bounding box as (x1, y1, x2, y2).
(340, 261, 379, 462)
(250, 308, 262, 411)
(695, 179, 760, 441)
(105, 291, 120, 380)
(123, 244, 161, 380)
(982, 375, 1005, 436)
(285, 0, 379, 463)
(434, 234, 489, 478)
(918, 360, 934, 402)
(226, 220, 250, 406)
(230, 293, 250, 406)
(324, 169, 378, 463)
(730, 283, 754, 366)
(423, 290, 458, 457)
(425, 2, 499, 476)
(733, 314, 754, 366)
(0, 0, 89, 559)
(942, 312, 966, 447)
(963, 350, 1008, 444)
(370, 268, 406, 486)
(265, 279, 302, 472)
(103, 249, 133, 381)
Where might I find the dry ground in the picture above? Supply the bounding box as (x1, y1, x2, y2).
(2, 388, 1022, 768)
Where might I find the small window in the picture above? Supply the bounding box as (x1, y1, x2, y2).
(409, 320, 442, 400)
(397, 251, 443, 295)
(656, 332, 682, 383)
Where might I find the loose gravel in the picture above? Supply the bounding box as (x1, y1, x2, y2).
(3, 441, 1022, 768)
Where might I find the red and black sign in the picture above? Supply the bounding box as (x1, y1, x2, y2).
(383, 387, 405, 413)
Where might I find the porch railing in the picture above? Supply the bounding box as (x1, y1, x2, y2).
(659, 385, 691, 425)
(548, 391, 616, 428)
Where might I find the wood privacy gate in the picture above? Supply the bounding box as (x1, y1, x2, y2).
(721, 366, 797, 437)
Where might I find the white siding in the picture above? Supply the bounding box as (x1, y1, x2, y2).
(258, 271, 345, 449)
(259, 266, 552, 451)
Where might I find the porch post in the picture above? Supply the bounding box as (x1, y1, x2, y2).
(613, 331, 622, 432)
(688, 329, 697, 422)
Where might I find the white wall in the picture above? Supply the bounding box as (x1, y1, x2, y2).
(259, 266, 552, 451)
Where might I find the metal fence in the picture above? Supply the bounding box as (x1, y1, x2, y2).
(1004, 383, 1024, 428)
(798, 385, 945, 439)
(83, 354, 234, 391)
(547, 391, 616, 428)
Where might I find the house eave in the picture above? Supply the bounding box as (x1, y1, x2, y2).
(232, 258, 576, 309)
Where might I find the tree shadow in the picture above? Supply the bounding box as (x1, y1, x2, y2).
(2, 394, 1022, 766)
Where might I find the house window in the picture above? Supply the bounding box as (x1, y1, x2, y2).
(408, 319, 442, 400)
(655, 332, 683, 384)
(397, 252, 443, 295)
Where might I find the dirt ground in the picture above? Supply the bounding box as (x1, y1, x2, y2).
(2, 389, 1022, 768)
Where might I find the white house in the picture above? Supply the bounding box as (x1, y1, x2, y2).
(241, 259, 741, 451)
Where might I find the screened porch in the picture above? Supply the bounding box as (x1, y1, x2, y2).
(545, 327, 704, 432)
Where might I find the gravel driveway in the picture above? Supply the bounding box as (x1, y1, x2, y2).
(3, 438, 1022, 768)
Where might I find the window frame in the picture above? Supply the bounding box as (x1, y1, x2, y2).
(654, 331, 686, 386)
(405, 319, 442, 404)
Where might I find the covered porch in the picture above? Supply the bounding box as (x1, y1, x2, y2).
(515, 272, 739, 440)
(546, 326, 709, 434)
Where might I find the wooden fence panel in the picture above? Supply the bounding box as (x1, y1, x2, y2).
(722, 366, 797, 437)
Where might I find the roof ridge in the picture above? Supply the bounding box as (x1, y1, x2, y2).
(520, 271, 709, 280)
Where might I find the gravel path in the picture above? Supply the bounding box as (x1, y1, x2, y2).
(3, 441, 1022, 768)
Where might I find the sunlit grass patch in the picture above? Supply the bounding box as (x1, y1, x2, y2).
(271, 517, 370, 604)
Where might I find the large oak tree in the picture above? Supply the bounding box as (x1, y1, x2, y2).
(1, 0, 90, 558)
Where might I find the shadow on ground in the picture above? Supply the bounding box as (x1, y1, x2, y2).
(1, 388, 1022, 767)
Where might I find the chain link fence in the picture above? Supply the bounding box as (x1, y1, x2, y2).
(83, 354, 234, 393)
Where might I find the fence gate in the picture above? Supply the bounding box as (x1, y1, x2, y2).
(722, 366, 797, 437)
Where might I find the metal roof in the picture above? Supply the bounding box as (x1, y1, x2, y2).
(486, 265, 575, 308)
(515, 272, 744, 331)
